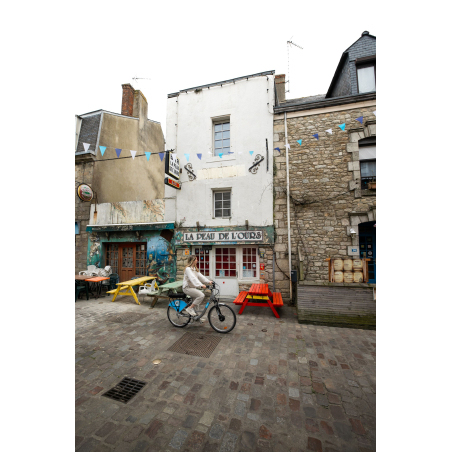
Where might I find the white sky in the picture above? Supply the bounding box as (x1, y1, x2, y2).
(73, 1, 377, 137)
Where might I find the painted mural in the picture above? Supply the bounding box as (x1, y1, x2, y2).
(86, 229, 176, 284)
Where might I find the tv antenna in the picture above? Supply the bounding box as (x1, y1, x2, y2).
(132, 75, 152, 87)
(286, 38, 303, 93)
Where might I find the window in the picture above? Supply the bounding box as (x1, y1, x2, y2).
(75, 221, 80, 235)
(242, 247, 257, 279)
(357, 63, 376, 93)
(214, 190, 231, 218)
(194, 247, 211, 276)
(213, 121, 230, 156)
(215, 248, 236, 277)
(359, 138, 376, 190)
(106, 244, 119, 275)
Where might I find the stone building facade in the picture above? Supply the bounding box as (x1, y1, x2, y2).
(272, 32, 376, 327)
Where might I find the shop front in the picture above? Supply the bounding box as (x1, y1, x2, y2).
(175, 227, 275, 299)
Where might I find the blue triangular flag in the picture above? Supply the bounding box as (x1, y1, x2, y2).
(228, 151, 234, 154)
(145, 152, 151, 161)
(219, 153, 223, 158)
(249, 151, 254, 155)
(355, 116, 363, 124)
(296, 139, 302, 145)
(99, 146, 106, 156)
(274, 147, 281, 153)
(313, 134, 319, 140)
(158, 152, 164, 161)
(338, 123, 346, 131)
(184, 153, 189, 162)
(197, 153, 202, 160)
(115, 148, 122, 158)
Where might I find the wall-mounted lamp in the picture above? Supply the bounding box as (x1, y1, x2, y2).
(350, 228, 357, 238)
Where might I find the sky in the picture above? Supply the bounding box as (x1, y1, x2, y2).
(71, 1, 378, 138)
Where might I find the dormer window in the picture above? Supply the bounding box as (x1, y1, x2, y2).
(357, 61, 376, 93)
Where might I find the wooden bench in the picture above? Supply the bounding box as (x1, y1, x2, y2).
(272, 292, 284, 307)
(233, 291, 248, 305)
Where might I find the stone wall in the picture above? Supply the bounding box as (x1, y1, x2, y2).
(273, 105, 376, 300)
(75, 160, 94, 274)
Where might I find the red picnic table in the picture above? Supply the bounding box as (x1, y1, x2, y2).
(233, 283, 284, 318)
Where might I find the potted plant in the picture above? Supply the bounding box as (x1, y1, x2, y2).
(367, 178, 376, 190)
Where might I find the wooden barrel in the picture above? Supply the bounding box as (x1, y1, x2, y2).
(353, 271, 363, 283)
(334, 271, 344, 283)
(333, 259, 344, 271)
(343, 271, 354, 283)
(343, 259, 353, 271)
(353, 259, 363, 271)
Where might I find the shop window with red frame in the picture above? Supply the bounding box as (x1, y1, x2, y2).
(215, 248, 236, 277)
(242, 247, 257, 278)
(194, 247, 210, 276)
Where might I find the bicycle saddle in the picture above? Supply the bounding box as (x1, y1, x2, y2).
(167, 292, 188, 299)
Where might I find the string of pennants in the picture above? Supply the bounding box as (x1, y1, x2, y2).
(81, 144, 258, 162)
(273, 111, 376, 153)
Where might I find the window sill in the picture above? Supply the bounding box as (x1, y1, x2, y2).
(362, 189, 376, 196)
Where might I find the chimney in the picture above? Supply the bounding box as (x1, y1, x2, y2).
(121, 84, 135, 116)
(275, 74, 286, 104)
(133, 90, 148, 120)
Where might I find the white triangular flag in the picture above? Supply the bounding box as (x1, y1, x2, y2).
(326, 129, 332, 134)
(130, 150, 136, 160)
(373, 110, 376, 116)
(285, 144, 290, 149)
(83, 142, 90, 152)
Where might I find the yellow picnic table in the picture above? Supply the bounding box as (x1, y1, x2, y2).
(106, 276, 157, 305)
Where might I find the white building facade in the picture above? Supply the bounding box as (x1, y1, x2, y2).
(165, 71, 277, 298)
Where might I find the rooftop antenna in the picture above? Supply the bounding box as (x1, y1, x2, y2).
(286, 38, 303, 93)
(131, 75, 152, 88)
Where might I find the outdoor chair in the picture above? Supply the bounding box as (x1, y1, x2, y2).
(75, 280, 89, 302)
(105, 273, 120, 296)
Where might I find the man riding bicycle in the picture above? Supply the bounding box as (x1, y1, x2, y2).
(182, 255, 213, 317)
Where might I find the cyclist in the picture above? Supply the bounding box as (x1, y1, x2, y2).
(183, 255, 212, 317)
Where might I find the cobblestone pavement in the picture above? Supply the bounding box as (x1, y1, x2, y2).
(75, 296, 376, 452)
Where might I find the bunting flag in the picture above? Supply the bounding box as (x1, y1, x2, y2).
(197, 153, 202, 160)
(219, 153, 223, 158)
(115, 148, 122, 158)
(373, 110, 376, 116)
(83, 142, 90, 152)
(184, 153, 190, 162)
(325, 129, 332, 135)
(228, 151, 234, 154)
(338, 123, 346, 131)
(355, 116, 364, 124)
(285, 144, 290, 149)
(238, 152, 243, 155)
(297, 140, 302, 145)
(145, 152, 151, 161)
(249, 151, 254, 155)
(99, 145, 107, 156)
(208, 151, 212, 155)
(274, 147, 281, 153)
(313, 134, 319, 140)
(130, 150, 137, 160)
(158, 152, 164, 161)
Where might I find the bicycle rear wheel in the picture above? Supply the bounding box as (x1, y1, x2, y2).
(167, 305, 191, 328)
(208, 303, 236, 333)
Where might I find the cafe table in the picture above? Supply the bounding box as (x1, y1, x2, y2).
(234, 283, 284, 318)
(106, 276, 156, 305)
(85, 276, 110, 299)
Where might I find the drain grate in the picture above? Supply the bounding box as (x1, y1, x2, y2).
(168, 332, 222, 358)
(102, 377, 146, 403)
(106, 313, 151, 324)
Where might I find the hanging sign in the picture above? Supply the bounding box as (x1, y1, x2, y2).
(165, 152, 180, 180)
(164, 177, 181, 190)
(77, 184, 94, 202)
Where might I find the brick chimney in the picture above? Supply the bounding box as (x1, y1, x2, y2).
(121, 84, 134, 116)
(275, 74, 286, 104)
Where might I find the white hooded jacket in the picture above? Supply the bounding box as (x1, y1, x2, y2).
(183, 266, 210, 290)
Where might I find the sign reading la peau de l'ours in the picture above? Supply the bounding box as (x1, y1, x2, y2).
(184, 230, 263, 242)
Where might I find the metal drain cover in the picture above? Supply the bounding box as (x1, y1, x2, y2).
(106, 313, 151, 324)
(168, 332, 222, 358)
(102, 377, 146, 403)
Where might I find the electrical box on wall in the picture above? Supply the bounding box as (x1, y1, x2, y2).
(348, 246, 360, 256)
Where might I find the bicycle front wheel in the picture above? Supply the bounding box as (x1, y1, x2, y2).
(208, 303, 236, 333)
(167, 305, 191, 328)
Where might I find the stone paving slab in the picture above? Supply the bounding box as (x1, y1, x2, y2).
(75, 296, 376, 451)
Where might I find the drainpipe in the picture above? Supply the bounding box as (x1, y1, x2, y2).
(284, 112, 292, 300)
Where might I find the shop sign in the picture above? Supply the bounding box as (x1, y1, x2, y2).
(165, 152, 180, 180)
(164, 177, 181, 190)
(183, 230, 263, 242)
(77, 184, 94, 202)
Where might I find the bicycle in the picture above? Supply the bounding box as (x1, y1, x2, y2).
(167, 281, 236, 333)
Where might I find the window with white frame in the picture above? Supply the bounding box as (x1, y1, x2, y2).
(213, 190, 231, 218)
(241, 247, 258, 279)
(357, 63, 376, 93)
(213, 120, 230, 156)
